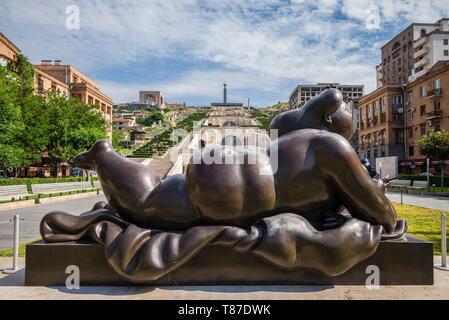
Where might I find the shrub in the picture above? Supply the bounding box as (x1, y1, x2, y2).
(399, 174, 449, 187)
(0, 177, 84, 192)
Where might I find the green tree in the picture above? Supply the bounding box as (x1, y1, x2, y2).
(46, 93, 107, 167)
(0, 55, 42, 175)
(142, 110, 164, 126)
(0, 54, 107, 177)
(417, 129, 449, 187)
(112, 130, 126, 149)
(135, 116, 146, 125)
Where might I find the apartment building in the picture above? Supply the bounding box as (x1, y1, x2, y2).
(402, 60, 449, 175)
(0, 35, 72, 99)
(139, 91, 166, 109)
(35, 60, 113, 136)
(358, 85, 406, 165)
(0, 33, 20, 66)
(113, 118, 136, 132)
(35, 67, 69, 95)
(289, 83, 364, 109)
(345, 98, 360, 153)
(411, 25, 449, 80)
(377, 18, 449, 87)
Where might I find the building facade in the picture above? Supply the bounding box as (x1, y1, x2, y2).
(35, 68, 70, 95)
(411, 26, 449, 80)
(358, 85, 406, 165)
(35, 60, 113, 136)
(0, 33, 20, 66)
(113, 118, 136, 132)
(377, 18, 449, 87)
(402, 60, 449, 175)
(289, 83, 364, 109)
(345, 98, 360, 153)
(139, 91, 165, 109)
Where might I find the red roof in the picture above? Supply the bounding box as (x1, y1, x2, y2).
(112, 118, 131, 122)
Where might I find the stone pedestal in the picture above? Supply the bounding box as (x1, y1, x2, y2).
(25, 235, 434, 286)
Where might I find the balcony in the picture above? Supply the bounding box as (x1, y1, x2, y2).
(392, 112, 404, 122)
(426, 110, 442, 120)
(414, 36, 428, 49)
(392, 103, 403, 112)
(413, 46, 429, 59)
(414, 57, 429, 68)
(426, 88, 442, 98)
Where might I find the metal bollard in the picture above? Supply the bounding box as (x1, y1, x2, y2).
(400, 191, 403, 205)
(2, 214, 20, 274)
(435, 213, 449, 271)
(442, 214, 447, 268)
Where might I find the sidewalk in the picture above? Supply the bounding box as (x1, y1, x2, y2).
(0, 257, 448, 300)
(386, 192, 449, 211)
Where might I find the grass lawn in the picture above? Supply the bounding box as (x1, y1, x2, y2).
(0, 204, 446, 257)
(0, 238, 40, 257)
(393, 203, 448, 255)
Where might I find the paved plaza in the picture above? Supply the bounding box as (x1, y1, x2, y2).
(0, 257, 448, 299)
(0, 195, 106, 250)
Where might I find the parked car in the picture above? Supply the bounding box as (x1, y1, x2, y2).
(419, 172, 433, 176)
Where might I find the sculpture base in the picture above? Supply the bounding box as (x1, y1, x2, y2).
(25, 235, 433, 286)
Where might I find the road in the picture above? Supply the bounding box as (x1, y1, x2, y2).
(0, 195, 105, 250)
(386, 192, 449, 212)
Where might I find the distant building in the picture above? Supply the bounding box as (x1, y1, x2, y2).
(204, 83, 259, 127)
(377, 18, 449, 87)
(35, 60, 113, 137)
(139, 91, 165, 109)
(0, 32, 20, 66)
(114, 102, 156, 111)
(113, 117, 135, 131)
(358, 85, 405, 165)
(289, 83, 364, 109)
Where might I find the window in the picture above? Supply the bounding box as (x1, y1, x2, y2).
(374, 149, 378, 158)
(407, 110, 413, 121)
(444, 39, 449, 45)
(444, 50, 449, 56)
(373, 101, 378, 114)
(434, 79, 441, 89)
(419, 85, 426, 97)
(435, 124, 441, 131)
(407, 92, 413, 103)
(381, 97, 386, 113)
(420, 124, 426, 136)
(434, 100, 441, 112)
(409, 146, 414, 157)
(420, 105, 426, 116)
(408, 127, 413, 138)
(394, 129, 404, 144)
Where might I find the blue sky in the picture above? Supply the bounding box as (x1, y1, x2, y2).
(1, 0, 448, 106)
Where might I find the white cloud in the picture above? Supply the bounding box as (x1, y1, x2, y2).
(0, 0, 447, 104)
